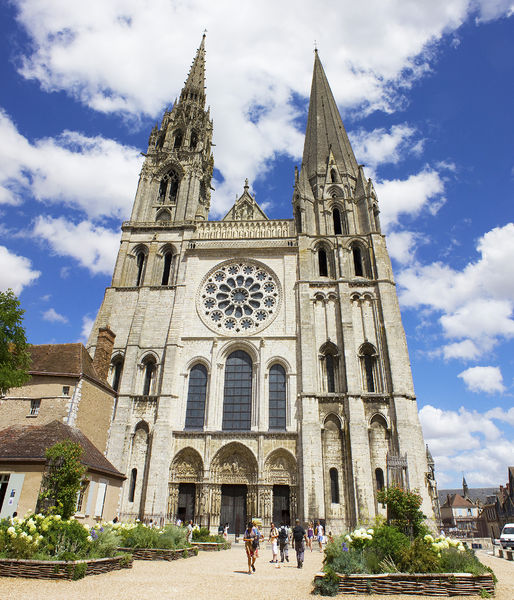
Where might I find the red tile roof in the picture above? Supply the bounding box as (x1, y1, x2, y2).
(0, 420, 124, 480)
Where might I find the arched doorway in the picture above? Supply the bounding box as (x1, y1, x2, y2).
(169, 448, 203, 524)
(264, 450, 297, 526)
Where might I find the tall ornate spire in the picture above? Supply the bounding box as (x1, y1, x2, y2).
(179, 33, 207, 107)
(301, 50, 358, 183)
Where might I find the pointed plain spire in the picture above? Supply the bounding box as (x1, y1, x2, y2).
(180, 33, 207, 106)
(301, 50, 358, 181)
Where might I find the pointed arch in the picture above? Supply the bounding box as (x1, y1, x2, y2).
(173, 129, 183, 149)
(141, 354, 157, 396)
(133, 245, 148, 286)
(359, 343, 380, 393)
(222, 350, 252, 431)
(156, 208, 171, 222)
(110, 353, 124, 392)
(349, 240, 372, 278)
(185, 363, 208, 429)
(268, 363, 286, 430)
(320, 341, 339, 393)
(170, 447, 204, 482)
(210, 442, 258, 485)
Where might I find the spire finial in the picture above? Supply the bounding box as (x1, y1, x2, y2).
(244, 178, 249, 192)
(314, 40, 318, 53)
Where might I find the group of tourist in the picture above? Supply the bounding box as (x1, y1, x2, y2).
(243, 519, 327, 573)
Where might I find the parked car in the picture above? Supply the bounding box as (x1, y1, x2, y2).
(499, 523, 514, 549)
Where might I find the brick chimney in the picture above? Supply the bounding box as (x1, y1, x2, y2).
(92, 326, 116, 382)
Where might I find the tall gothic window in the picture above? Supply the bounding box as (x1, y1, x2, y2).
(326, 354, 335, 393)
(128, 468, 137, 502)
(135, 250, 146, 286)
(111, 356, 124, 392)
(269, 364, 286, 430)
(142, 357, 156, 396)
(330, 468, 340, 503)
(295, 207, 302, 233)
(360, 343, 379, 393)
(330, 168, 337, 183)
(190, 130, 198, 150)
(318, 248, 328, 277)
(375, 467, 385, 491)
(222, 350, 252, 431)
(333, 208, 342, 235)
(353, 245, 364, 276)
(185, 364, 208, 429)
(161, 250, 174, 285)
(173, 129, 183, 149)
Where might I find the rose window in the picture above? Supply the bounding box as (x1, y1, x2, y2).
(198, 261, 281, 335)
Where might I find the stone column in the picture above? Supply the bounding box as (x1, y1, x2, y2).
(259, 485, 273, 526)
(209, 484, 221, 528)
(167, 483, 179, 521)
(290, 486, 297, 524)
(247, 485, 258, 520)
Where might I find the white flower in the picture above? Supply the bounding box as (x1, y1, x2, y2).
(20, 531, 28, 538)
(26, 535, 32, 542)
(87, 536, 93, 542)
(54, 515, 61, 520)
(367, 529, 374, 535)
(7, 526, 16, 536)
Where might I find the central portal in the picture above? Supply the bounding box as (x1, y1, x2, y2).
(220, 484, 247, 535)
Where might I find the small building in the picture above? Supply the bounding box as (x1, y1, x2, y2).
(0, 328, 116, 453)
(440, 493, 480, 536)
(0, 420, 125, 523)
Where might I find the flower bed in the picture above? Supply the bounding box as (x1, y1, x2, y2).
(194, 541, 231, 551)
(0, 555, 132, 580)
(117, 546, 197, 561)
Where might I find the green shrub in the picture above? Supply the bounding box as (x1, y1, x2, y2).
(159, 524, 189, 548)
(397, 537, 440, 573)
(323, 537, 367, 575)
(192, 527, 211, 542)
(89, 526, 121, 558)
(376, 486, 427, 538)
(72, 562, 87, 580)
(365, 524, 410, 571)
(439, 547, 489, 576)
(119, 523, 161, 549)
(313, 568, 340, 596)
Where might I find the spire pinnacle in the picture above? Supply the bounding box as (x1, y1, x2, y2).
(180, 34, 207, 106)
(301, 51, 358, 183)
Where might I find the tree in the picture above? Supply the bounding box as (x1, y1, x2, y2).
(38, 440, 87, 519)
(0, 289, 31, 395)
(377, 485, 427, 538)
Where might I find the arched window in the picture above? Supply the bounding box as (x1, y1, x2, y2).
(330, 468, 340, 503)
(295, 207, 302, 233)
(375, 467, 384, 491)
(222, 350, 252, 431)
(168, 171, 179, 202)
(269, 364, 286, 430)
(330, 168, 337, 183)
(135, 250, 146, 286)
(190, 130, 198, 150)
(142, 357, 156, 396)
(156, 209, 171, 222)
(318, 248, 328, 277)
(161, 250, 174, 285)
(185, 364, 208, 429)
(333, 208, 342, 235)
(360, 343, 379, 393)
(158, 178, 167, 202)
(128, 468, 137, 502)
(326, 354, 335, 393)
(173, 130, 183, 149)
(353, 245, 364, 277)
(111, 356, 124, 392)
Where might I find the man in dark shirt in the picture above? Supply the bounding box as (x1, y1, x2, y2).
(292, 519, 307, 568)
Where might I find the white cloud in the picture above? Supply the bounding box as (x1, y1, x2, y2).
(398, 223, 514, 359)
(375, 168, 446, 230)
(10, 0, 512, 212)
(350, 124, 421, 173)
(458, 366, 506, 394)
(33, 216, 119, 275)
(0, 245, 40, 295)
(386, 230, 421, 264)
(420, 404, 514, 486)
(79, 315, 95, 343)
(42, 307, 68, 324)
(0, 109, 142, 219)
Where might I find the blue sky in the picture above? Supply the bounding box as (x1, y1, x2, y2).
(0, 1, 513, 489)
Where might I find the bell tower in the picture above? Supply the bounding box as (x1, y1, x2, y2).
(130, 34, 214, 224)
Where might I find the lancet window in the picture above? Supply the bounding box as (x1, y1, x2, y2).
(185, 364, 208, 429)
(222, 350, 252, 431)
(269, 364, 286, 430)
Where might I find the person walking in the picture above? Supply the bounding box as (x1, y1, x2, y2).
(292, 519, 307, 569)
(278, 522, 290, 563)
(223, 522, 229, 541)
(269, 521, 279, 563)
(315, 520, 324, 552)
(307, 522, 314, 552)
(187, 520, 194, 544)
(244, 521, 258, 574)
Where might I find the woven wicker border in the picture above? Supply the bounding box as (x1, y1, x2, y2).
(314, 572, 495, 596)
(194, 542, 231, 551)
(117, 546, 198, 561)
(0, 555, 133, 580)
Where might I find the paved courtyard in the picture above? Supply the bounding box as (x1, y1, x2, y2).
(1, 545, 513, 599)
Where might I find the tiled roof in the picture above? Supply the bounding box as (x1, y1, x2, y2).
(28, 344, 113, 392)
(0, 420, 124, 479)
(439, 487, 499, 506)
(440, 493, 475, 509)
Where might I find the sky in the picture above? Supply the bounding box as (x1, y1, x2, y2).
(0, 0, 513, 490)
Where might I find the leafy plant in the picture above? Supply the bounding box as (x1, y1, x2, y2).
(313, 568, 340, 596)
(397, 537, 440, 573)
(0, 289, 31, 395)
(366, 524, 410, 569)
(439, 547, 490, 576)
(38, 440, 86, 519)
(377, 486, 427, 538)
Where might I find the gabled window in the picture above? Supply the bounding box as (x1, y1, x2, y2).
(185, 364, 208, 429)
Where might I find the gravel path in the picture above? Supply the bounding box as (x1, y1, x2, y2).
(0, 546, 512, 599)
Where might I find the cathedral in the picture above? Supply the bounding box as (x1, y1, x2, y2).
(87, 35, 436, 533)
